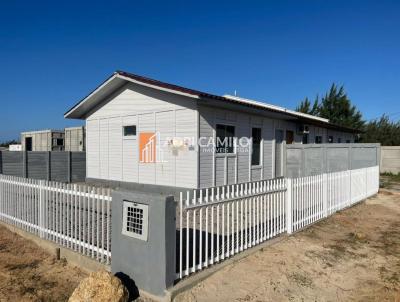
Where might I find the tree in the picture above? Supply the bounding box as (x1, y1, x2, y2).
(359, 115, 400, 146)
(296, 97, 319, 115)
(296, 83, 365, 130)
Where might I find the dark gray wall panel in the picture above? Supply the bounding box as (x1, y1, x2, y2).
(0, 151, 86, 183)
(50, 152, 69, 182)
(2, 151, 23, 177)
(27, 152, 47, 179)
(71, 152, 86, 182)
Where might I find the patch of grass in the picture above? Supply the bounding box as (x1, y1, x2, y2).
(381, 172, 400, 182)
(378, 222, 400, 256)
(379, 266, 400, 285)
(288, 272, 314, 288)
(5, 260, 40, 271)
(327, 244, 347, 260)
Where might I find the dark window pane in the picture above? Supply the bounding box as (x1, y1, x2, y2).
(124, 125, 136, 136)
(315, 136, 322, 144)
(251, 128, 261, 165)
(302, 133, 309, 144)
(286, 130, 294, 144)
(328, 136, 333, 143)
(216, 124, 235, 153)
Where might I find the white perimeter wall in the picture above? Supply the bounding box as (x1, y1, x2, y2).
(86, 82, 198, 188)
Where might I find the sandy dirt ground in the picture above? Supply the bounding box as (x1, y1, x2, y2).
(0, 225, 87, 302)
(175, 191, 400, 302)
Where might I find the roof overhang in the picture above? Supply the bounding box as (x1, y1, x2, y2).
(64, 70, 360, 134)
(64, 72, 200, 119)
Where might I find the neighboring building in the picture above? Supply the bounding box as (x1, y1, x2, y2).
(21, 130, 65, 151)
(65, 71, 358, 189)
(65, 126, 86, 151)
(9, 144, 22, 151)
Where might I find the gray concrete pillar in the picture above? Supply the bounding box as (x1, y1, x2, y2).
(111, 189, 176, 299)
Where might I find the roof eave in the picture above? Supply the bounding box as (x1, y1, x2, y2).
(64, 72, 201, 119)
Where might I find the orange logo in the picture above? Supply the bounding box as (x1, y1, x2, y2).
(139, 132, 157, 163)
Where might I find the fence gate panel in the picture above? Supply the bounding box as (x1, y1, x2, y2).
(177, 178, 287, 279)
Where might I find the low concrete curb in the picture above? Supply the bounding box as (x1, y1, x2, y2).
(167, 234, 288, 301)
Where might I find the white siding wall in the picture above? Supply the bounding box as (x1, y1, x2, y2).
(198, 105, 355, 188)
(86, 120, 99, 178)
(199, 106, 277, 188)
(86, 83, 198, 188)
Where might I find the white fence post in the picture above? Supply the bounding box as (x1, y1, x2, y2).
(286, 178, 292, 234)
(39, 180, 45, 238)
(322, 173, 328, 218)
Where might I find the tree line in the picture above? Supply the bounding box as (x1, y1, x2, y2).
(296, 84, 400, 146)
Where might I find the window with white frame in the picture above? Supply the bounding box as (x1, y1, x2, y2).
(216, 124, 235, 154)
(123, 125, 137, 137)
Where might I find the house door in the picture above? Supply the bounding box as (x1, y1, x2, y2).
(275, 129, 284, 177)
(25, 137, 32, 151)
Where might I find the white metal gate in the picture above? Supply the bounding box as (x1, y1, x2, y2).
(177, 178, 287, 279)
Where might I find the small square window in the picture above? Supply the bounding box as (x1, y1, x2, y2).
(328, 136, 334, 143)
(315, 136, 322, 144)
(123, 125, 136, 136)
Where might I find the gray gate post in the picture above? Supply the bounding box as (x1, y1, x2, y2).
(111, 189, 176, 299)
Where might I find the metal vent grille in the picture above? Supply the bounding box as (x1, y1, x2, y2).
(122, 201, 148, 241)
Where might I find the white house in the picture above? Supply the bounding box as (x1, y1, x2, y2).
(65, 71, 357, 189)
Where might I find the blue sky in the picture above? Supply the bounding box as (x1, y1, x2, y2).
(0, 0, 399, 141)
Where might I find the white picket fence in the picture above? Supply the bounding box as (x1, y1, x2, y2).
(0, 174, 112, 264)
(287, 166, 380, 233)
(177, 177, 287, 279)
(177, 165, 380, 280)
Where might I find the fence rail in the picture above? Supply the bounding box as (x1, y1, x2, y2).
(0, 174, 111, 264)
(177, 165, 380, 280)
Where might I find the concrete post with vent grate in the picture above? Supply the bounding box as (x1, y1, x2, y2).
(111, 189, 176, 299)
